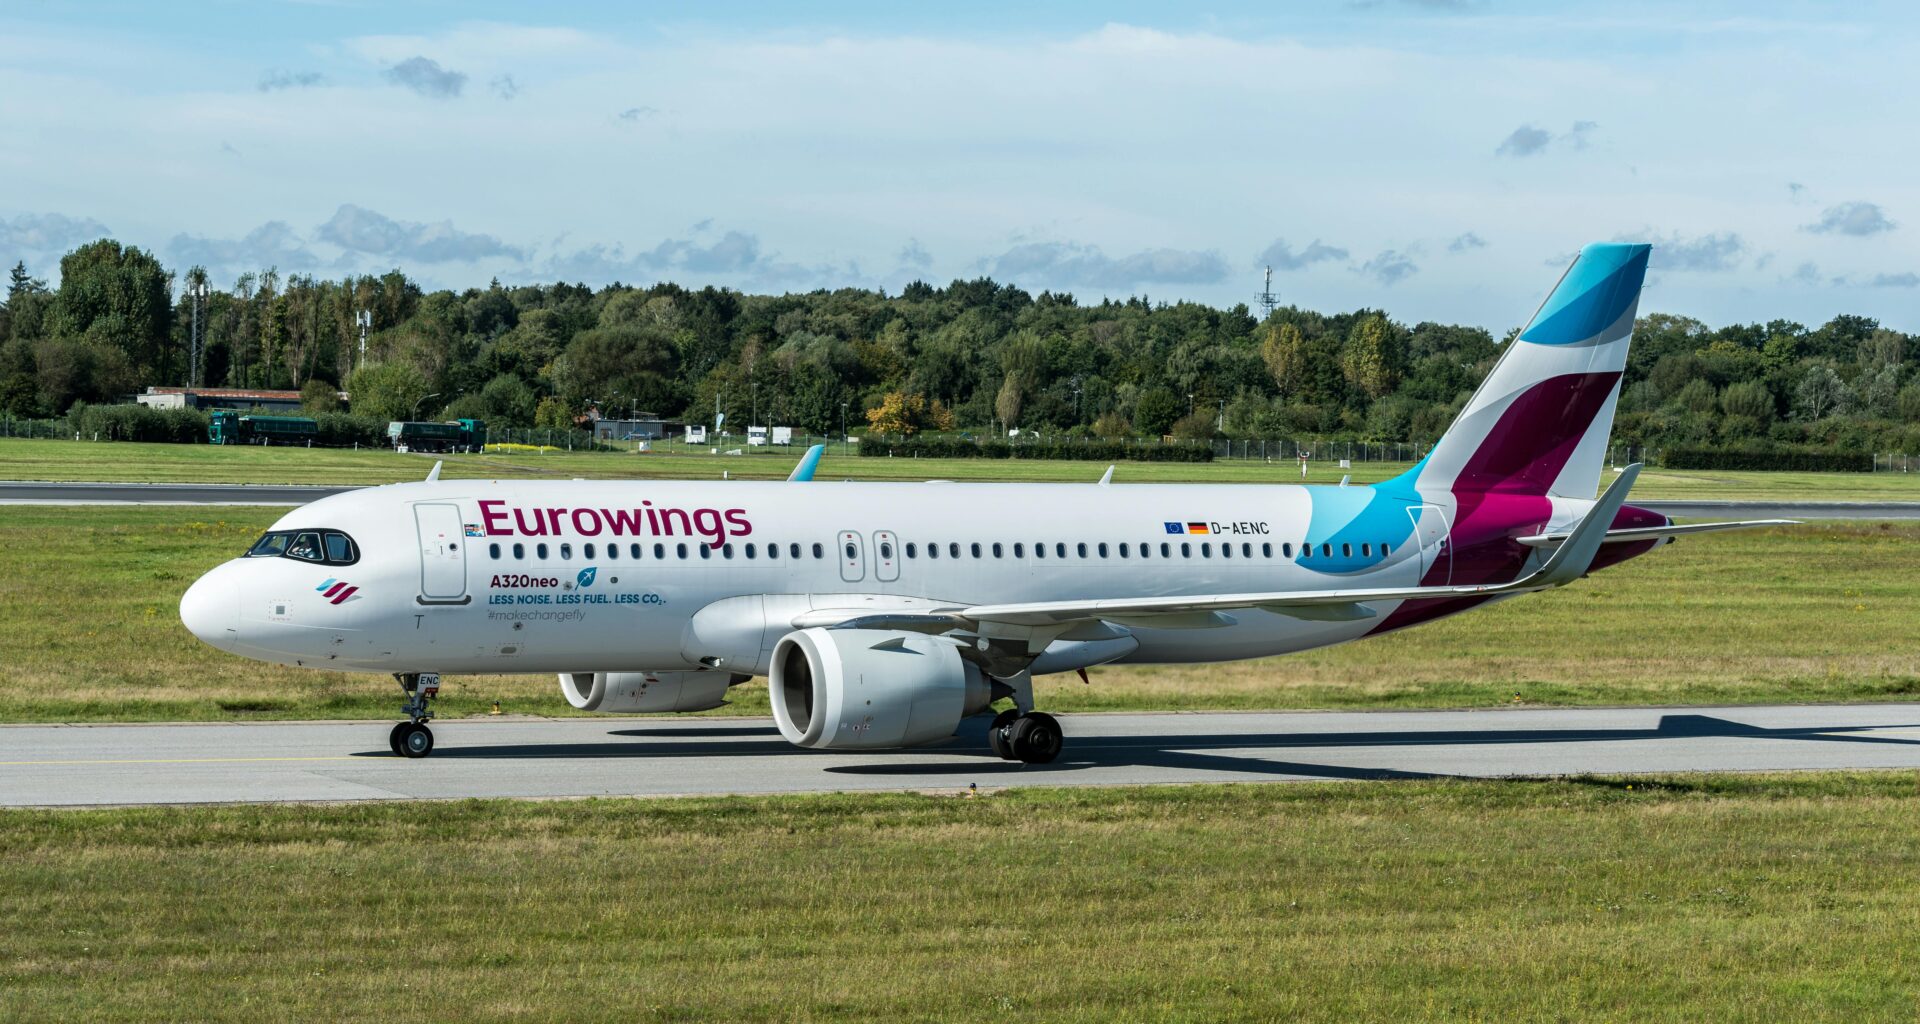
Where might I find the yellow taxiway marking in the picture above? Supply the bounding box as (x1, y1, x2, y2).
(0, 756, 363, 767)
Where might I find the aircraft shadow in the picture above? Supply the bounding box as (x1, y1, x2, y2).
(349, 714, 1920, 779)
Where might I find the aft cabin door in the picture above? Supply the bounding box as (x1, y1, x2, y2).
(1409, 504, 1451, 586)
(837, 530, 866, 583)
(414, 503, 470, 602)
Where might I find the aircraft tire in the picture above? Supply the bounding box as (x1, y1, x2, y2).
(1008, 713, 1062, 765)
(398, 722, 435, 759)
(987, 709, 1020, 760)
(389, 722, 411, 757)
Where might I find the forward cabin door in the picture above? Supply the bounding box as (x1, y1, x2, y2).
(1408, 504, 1451, 586)
(415, 503, 470, 602)
(872, 530, 900, 583)
(837, 530, 866, 583)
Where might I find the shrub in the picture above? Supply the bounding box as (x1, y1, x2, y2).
(1659, 446, 1872, 472)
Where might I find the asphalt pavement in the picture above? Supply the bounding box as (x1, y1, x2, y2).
(6, 703, 1920, 807)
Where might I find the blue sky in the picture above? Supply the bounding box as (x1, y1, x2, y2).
(2, 1, 1915, 331)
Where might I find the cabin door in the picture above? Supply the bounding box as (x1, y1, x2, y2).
(414, 503, 470, 602)
(1408, 504, 1451, 586)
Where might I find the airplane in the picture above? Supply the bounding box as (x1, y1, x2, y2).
(180, 242, 1791, 763)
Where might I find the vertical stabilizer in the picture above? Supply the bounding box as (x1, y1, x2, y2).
(1410, 242, 1649, 498)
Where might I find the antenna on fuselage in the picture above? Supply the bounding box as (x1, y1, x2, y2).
(425, 460, 443, 483)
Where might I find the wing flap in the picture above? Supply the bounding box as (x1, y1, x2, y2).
(1515, 519, 1797, 548)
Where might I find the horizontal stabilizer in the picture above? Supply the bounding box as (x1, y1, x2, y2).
(1515, 519, 1798, 548)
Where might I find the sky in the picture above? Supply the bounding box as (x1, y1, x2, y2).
(1, 0, 1916, 333)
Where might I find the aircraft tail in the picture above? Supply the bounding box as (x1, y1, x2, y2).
(1410, 242, 1650, 499)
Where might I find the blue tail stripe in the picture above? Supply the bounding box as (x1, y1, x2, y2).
(1519, 243, 1649, 346)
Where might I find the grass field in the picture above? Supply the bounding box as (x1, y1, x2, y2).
(3, 774, 1919, 1022)
(1, 505, 1914, 723)
(3, 436, 1919, 500)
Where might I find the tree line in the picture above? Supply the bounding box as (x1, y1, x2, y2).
(3, 238, 1918, 453)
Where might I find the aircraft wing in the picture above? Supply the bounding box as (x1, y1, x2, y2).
(1513, 519, 1796, 548)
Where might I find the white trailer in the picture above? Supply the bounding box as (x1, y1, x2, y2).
(771, 426, 794, 446)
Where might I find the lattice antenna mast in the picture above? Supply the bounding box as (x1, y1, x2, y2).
(1258, 265, 1279, 319)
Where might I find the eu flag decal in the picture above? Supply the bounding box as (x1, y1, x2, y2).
(1163, 522, 1183, 534)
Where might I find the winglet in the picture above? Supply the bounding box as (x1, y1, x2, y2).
(1534, 463, 1640, 586)
(787, 444, 825, 482)
(1098, 465, 1114, 486)
(425, 460, 443, 483)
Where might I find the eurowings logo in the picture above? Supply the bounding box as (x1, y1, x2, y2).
(315, 578, 360, 605)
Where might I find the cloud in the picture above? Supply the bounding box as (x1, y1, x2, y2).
(166, 221, 322, 274)
(384, 56, 466, 98)
(896, 239, 933, 273)
(987, 241, 1230, 289)
(1495, 124, 1552, 158)
(219, 142, 241, 158)
(1788, 261, 1820, 285)
(1496, 121, 1599, 158)
(1804, 201, 1895, 237)
(1629, 231, 1745, 272)
(617, 105, 660, 121)
(258, 69, 325, 92)
(316, 204, 520, 262)
(1869, 272, 1918, 288)
(1787, 182, 1808, 202)
(490, 74, 520, 100)
(1256, 238, 1348, 271)
(0, 212, 112, 254)
(1447, 232, 1487, 253)
(1359, 249, 1418, 285)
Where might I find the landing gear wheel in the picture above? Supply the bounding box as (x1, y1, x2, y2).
(1007, 712, 1063, 765)
(397, 722, 435, 759)
(987, 709, 1021, 760)
(388, 722, 411, 757)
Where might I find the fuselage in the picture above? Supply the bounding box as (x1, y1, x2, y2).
(178, 475, 1666, 678)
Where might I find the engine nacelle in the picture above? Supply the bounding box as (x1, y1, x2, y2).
(558, 670, 744, 713)
(769, 628, 992, 749)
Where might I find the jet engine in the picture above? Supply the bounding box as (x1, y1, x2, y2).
(769, 628, 992, 749)
(558, 670, 746, 713)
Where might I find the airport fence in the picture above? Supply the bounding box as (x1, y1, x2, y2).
(1873, 452, 1916, 473)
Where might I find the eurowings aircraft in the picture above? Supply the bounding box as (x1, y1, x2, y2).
(181, 243, 1787, 762)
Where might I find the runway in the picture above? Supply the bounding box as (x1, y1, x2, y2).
(1, 480, 1917, 518)
(6, 703, 1920, 807)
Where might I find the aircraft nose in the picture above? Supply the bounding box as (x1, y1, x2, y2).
(180, 566, 240, 649)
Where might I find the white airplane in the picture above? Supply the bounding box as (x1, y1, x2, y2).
(181, 243, 1788, 762)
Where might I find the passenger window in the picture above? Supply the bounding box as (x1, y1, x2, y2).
(906, 542, 917, 558)
(655, 543, 666, 559)
(322, 532, 358, 564)
(489, 542, 500, 559)
(1361, 543, 1370, 557)
(1262, 543, 1272, 557)
(970, 543, 981, 558)
(700, 545, 711, 560)
(746, 543, 757, 559)
(1181, 542, 1191, 557)
(1119, 543, 1129, 558)
(1222, 543, 1232, 559)
(676, 543, 687, 559)
(1283, 543, 1293, 558)
(286, 532, 324, 562)
(584, 543, 596, 559)
(790, 543, 801, 559)
(605, 544, 616, 560)
(722, 543, 734, 559)
(879, 542, 893, 560)
(560, 543, 573, 560)
(630, 544, 640, 559)
(1322, 544, 1332, 557)
(1014, 543, 1024, 558)
(536, 543, 549, 560)
(992, 542, 1002, 558)
(1382, 542, 1391, 555)
(950, 543, 961, 558)
(1139, 543, 1149, 559)
(1242, 543, 1252, 558)
(1033, 543, 1044, 559)
(1342, 543, 1351, 558)
(1056, 543, 1066, 558)
(1160, 543, 1171, 557)
(1097, 543, 1108, 558)
(812, 543, 823, 559)
(1202, 542, 1212, 557)
(513, 542, 525, 559)
(928, 543, 940, 560)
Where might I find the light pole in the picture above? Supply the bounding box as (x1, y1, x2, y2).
(187, 280, 208, 387)
(752, 383, 759, 431)
(1187, 393, 1194, 417)
(412, 392, 441, 421)
(840, 401, 849, 455)
(355, 309, 371, 374)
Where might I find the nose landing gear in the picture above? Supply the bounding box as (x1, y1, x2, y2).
(390, 672, 441, 758)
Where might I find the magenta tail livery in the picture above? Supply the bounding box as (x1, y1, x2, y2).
(180, 243, 1792, 763)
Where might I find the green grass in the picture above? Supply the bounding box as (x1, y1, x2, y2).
(3, 436, 1920, 499)
(4, 775, 1920, 1022)
(1, 506, 1915, 723)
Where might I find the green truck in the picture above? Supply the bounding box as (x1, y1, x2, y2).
(208, 412, 319, 446)
(387, 418, 486, 453)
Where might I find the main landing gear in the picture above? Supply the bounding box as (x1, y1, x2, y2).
(390, 672, 440, 758)
(985, 670, 1064, 764)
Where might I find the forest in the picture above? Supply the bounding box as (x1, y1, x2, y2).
(3, 238, 1918, 453)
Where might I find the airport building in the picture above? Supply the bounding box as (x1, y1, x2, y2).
(135, 386, 348, 414)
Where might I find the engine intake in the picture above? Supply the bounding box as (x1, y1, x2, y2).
(769, 628, 991, 749)
(558, 670, 744, 713)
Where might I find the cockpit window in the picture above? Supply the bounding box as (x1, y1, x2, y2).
(246, 529, 360, 566)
